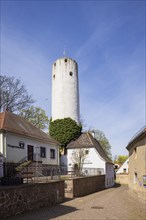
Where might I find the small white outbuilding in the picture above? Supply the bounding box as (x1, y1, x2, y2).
(66, 132, 115, 188)
(116, 158, 129, 174)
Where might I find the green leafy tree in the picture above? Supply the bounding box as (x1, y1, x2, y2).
(19, 106, 49, 131)
(0, 75, 35, 112)
(49, 118, 82, 148)
(91, 129, 112, 159)
(114, 155, 128, 165)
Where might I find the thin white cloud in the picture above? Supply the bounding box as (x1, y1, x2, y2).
(79, 41, 145, 157)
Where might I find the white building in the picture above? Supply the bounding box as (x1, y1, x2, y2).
(116, 158, 129, 174)
(66, 132, 115, 188)
(52, 57, 80, 124)
(0, 111, 60, 176)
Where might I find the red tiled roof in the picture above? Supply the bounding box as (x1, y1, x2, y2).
(0, 111, 59, 145)
(67, 132, 113, 164)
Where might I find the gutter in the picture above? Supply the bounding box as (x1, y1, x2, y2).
(126, 127, 146, 151)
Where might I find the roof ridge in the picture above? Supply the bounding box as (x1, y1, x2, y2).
(90, 135, 113, 163)
(87, 132, 94, 146)
(128, 126, 146, 145)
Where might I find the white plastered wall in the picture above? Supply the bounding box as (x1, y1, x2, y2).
(67, 147, 115, 188)
(67, 148, 106, 173)
(116, 158, 129, 174)
(5, 132, 59, 165)
(52, 57, 80, 124)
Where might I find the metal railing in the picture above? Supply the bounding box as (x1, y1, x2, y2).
(1, 162, 105, 185)
(82, 168, 104, 176)
(17, 156, 28, 164)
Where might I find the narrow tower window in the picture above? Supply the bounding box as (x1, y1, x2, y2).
(64, 59, 67, 62)
(69, 72, 73, 76)
(53, 75, 55, 79)
(54, 63, 56, 67)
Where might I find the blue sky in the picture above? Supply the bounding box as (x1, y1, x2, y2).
(1, 0, 145, 157)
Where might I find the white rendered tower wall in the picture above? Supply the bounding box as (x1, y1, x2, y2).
(52, 57, 80, 124)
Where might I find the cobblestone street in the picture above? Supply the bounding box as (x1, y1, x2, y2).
(6, 185, 146, 220)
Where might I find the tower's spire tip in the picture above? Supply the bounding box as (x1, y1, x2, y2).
(63, 46, 66, 57)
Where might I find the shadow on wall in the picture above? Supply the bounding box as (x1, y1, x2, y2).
(6, 204, 79, 220)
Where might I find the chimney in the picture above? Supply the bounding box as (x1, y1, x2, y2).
(90, 130, 95, 138)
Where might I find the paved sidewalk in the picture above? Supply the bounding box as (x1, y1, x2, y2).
(6, 185, 146, 220)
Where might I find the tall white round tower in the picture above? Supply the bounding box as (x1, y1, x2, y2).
(51, 57, 80, 124)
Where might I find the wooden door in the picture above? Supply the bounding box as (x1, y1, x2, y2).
(27, 145, 34, 161)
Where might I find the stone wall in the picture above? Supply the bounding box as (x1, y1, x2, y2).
(128, 138, 146, 200)
(65, 175, 105, 198)
(116, 174, 129, 185)
(0, 181, 64, 218)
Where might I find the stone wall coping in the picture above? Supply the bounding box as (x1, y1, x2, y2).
(0, 180, 64, 191)
(71, 175, 105, 180)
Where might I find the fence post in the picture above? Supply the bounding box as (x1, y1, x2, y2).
(51, 168, 53, 180)
(0, 153, 3, 177)
(27, 167, 28, 184)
